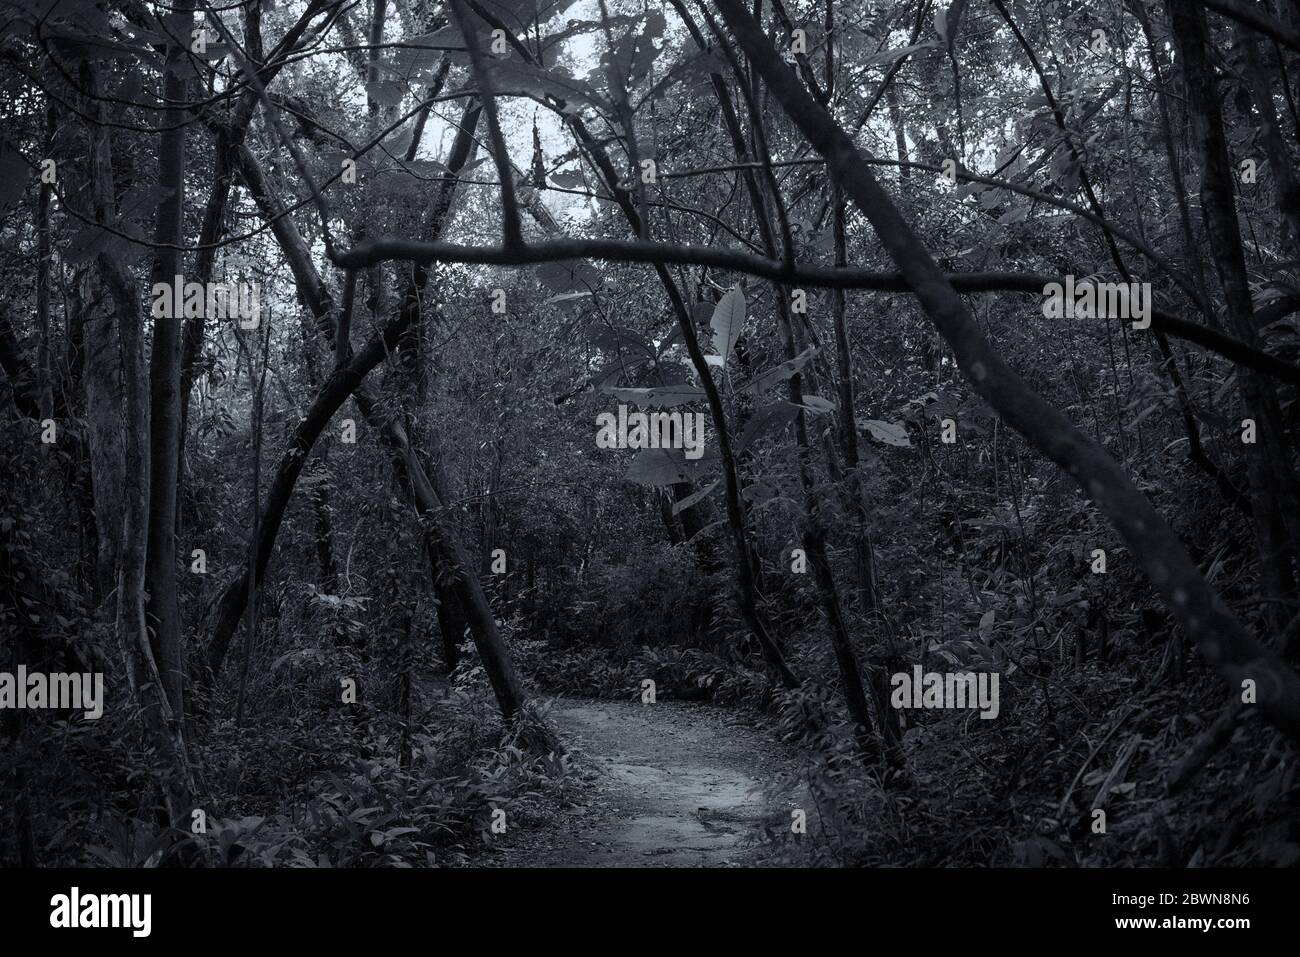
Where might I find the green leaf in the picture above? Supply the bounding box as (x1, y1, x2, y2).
(599, 10, 666, 88)
(366, 80, 405, 107)
(385, 28, 461, 79)
(671, 480, 719, 515)
(476, 0, 574, 28)
(865, 42, 935, 67)
(625, 448, 694, 486)
(549, 170, 586, 189)
(744, 345, 817, 394)
(668, 48, 726, 86)
(544, 291, 592, 306)
(589, 325, 653, 356)
(536, 259, 600, 292)
(594, 355, 650, 390)
(799, 395, 837, 414)
(998, 205, 1028, 225)
(605, 384, 705, 407)
(709, 287, 745, 364)
(493, 60, 613, 113)
(859, 419, 911, 447)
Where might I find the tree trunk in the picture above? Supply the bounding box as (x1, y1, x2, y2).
(145, 0, 197, 721)
(685, 3, 881, 749)
(436, 584, 467, 673)
(84, 61, 195, 843)
(831, 189, 906, 763)
(715, 0, 1300, 743)
(886, 85, 910, 182)
(79, 271, 126, 602)
(1172, 0, 1300, 639)
(462, 1, 799, 687)
(1237, 27, 1300, 257)
(206, 102, 533, 723)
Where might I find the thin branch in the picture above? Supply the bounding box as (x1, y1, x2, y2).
(1200, 0, 1300, 53)
(448, 0, 524, 250)
(329, 235, 1300, 384)
(198, 0, 337, 255)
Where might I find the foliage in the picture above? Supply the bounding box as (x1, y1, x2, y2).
(1, 0, 1299, 870)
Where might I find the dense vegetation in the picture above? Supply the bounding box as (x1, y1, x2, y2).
(2, 0, 1300, 868)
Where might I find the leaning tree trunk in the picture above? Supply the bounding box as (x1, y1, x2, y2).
(693, 7, 881, 758)
(205, 103, 531, 723)
(713, 0, 1300, 743)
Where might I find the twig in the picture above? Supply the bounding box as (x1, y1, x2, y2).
(1056, 703, 1136, 819)
(1166, 698, 1246, 796)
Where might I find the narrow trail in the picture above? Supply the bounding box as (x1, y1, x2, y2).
(492, 698, 798, 867)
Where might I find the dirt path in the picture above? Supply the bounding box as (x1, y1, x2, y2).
(491, 697, 797, 867)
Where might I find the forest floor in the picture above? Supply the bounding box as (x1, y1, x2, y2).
(487, 697, 800, 867)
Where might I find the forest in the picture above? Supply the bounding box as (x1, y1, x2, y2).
(1, 0, 1300, 873)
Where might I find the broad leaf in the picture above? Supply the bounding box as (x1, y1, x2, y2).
(589, 326, 653, 357)
(710, 287, 745, 363)
(386, 28, 460, 80)
(549, 170, 586, 189)
(625, 448, 694, 486)
(671, 480, 719, 515)
(366, 80, 405, 108)
(865, 42, 935, 67)
(744, 345, 817, 394)
(799, 395, 837, 414)
(594, 355, 650, 390)
(494, 60, 613, 113)
(859, 419, 911, 447)
(536, 259, 600, 292)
